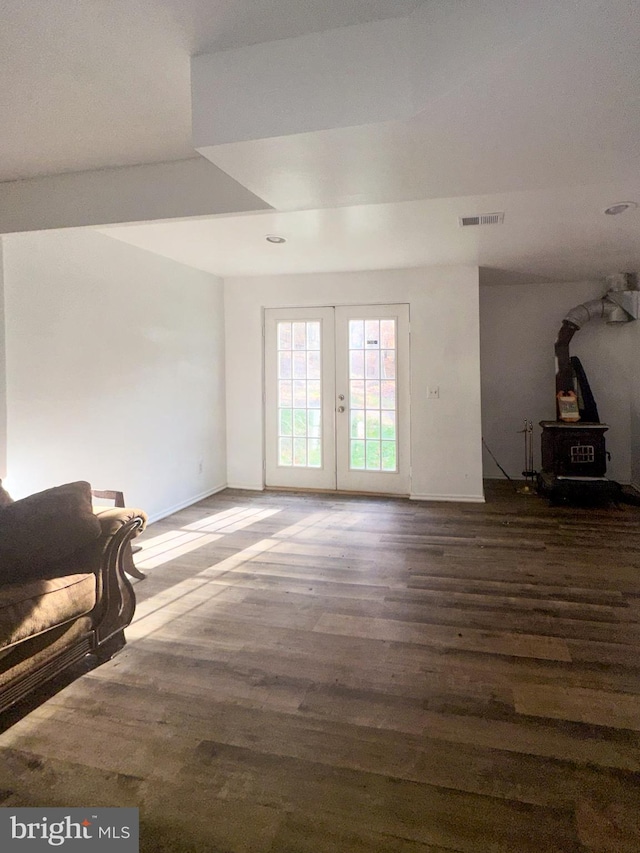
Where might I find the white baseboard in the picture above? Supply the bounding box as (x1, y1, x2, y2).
(631, 481, 640, 495)
(225, 483, 265, 492)
(410, 493, 485, 503)
(146, 483, 228, 524)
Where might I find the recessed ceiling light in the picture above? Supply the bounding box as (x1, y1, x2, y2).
(265, 234, 286, 244)
(604, 201, 637, 215)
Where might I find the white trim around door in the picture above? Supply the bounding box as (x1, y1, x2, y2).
(264, 304, 410, 495)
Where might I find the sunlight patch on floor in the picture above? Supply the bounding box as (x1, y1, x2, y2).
(133, 507, 281, 570)
(135, 532, 223, 570)
(272, 511, 335, 539)
(128, 538, 282, 641)
(182, 506, 281, 534)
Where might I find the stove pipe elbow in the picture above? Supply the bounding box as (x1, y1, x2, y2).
(554, 279, 637, 410)
(555, 297, 623, 393)
(563, 297, 621, 328)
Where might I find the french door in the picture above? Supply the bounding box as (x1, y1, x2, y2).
(264, 304, 410, 494)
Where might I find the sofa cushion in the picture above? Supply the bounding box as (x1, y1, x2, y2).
(0, 481, 101, 584)
(0, 573, 97, 652)
(0, 615, 94, 687)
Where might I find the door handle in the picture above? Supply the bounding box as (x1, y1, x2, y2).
(337, 406, 345, 413)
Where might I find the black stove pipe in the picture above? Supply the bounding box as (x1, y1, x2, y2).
(554, 320, 578, 396)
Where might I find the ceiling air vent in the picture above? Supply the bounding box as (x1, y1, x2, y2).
(458, 212, 505, 227)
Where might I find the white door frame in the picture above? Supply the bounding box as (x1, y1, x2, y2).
(335, 303, 410, 495)
(264, 303, 410, 495)
(264, 307, 336, 489)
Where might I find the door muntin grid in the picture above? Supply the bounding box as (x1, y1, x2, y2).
(277, 320, 322, 468)
(347, 318, 398, 471)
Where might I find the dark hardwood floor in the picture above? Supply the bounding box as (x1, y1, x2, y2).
(1, 482, 639, 852)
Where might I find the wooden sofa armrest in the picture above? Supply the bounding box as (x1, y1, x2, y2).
(91, 508, 147, 660)
(94, 506, 147, 539)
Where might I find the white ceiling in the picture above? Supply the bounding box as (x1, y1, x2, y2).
(0, 0, 419, 180)
(202, 2, 640, 210)
(3, 0, 640, 283)
(98, 179, 640, 282)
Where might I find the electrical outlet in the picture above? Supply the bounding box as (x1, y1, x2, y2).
(428, 386, 440, 399)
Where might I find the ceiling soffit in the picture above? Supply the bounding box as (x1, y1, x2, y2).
(192, 0, 640, 210)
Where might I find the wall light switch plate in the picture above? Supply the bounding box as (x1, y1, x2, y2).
(428, 386, 440, 399)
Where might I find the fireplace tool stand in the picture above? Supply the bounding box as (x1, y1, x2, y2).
(518, 419, 536, 494)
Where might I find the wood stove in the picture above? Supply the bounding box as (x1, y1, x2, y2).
(540, 274, 637, 503)
(540, 421, 608, 476)
(538, 421, 619, 501)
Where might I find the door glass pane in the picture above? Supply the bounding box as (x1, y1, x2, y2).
(381, 350, 395, 379)
(365, 320, 380, 348)
(293, 409, 307, 436)
(350, 439, 365, 469)
(381, 411, 396, 440)
(293, 352, 307, 378)
(293, 380, 307, 407)
(381, 380, 396, 410)
(308, 410, 321, 438)
(277, 321, 322, 468)
(365, 380, 380, 408)
(293, 437, 307, 466)
(381, 441, 397, 471)
(350, 410, 365, 439)
(350, 350, 364, 379)
(307, 351, 321, 379)
(279, 409, 292, 436)
(349, 320, 364, 349)
(348, 318, 398, 472)
(307, 323, 321, 350)
(279, 351, 292, 379)
(279, 438, 293, 466)
(366, 440, 381, 469)
(365, 351, 380, 379)
(380, 320, 395, 349)
(293, 323, 306, 349)
(278, 322, 292, 350)
(308, 439, 321, 467)
(350, 380, 365, 408)
(279, 381, 292, 407)
(366, 411, 380, 439)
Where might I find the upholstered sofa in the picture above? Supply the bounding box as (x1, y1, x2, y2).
(0, 480, 147, 715)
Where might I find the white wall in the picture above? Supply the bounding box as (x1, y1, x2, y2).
(631, 319, 640, 491)
(3, 229, 226, 520)
(225, 266, 483, 501)
(0, 238, 6, 478)
(480, 280, 634, 483)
